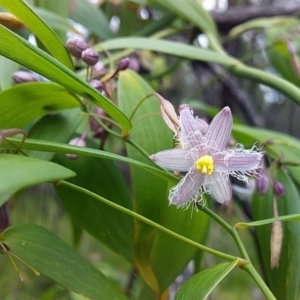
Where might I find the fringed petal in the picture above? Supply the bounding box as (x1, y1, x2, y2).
(179, 106, 205, 149)
(207, 172, 232, 204)
(213, 150, 262, 172)
(206, 107, 232, 150)
(169, 170, 205, 206)
(150, 149, 193, 172)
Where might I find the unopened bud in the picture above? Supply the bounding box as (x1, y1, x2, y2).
(92, 61, 106, 77)
(117, 58, 130, 71)
(66, 136, 86, 160)
(89, 79, 104, 93)
(157, 94, 179, 134)
(128, 56, 140, 72)
(89, 108, 105, 132)
(0, 204, 10, 233)
(12, 71, 37, 83)
(256, 168, 270, 195)
(66, 38, 88, 58)
(93, 128, 105, 138)
(273, 181, 285, 197)
(81, 48, 99, 66)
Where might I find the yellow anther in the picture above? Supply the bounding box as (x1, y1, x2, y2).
(196, 155, 214, 175)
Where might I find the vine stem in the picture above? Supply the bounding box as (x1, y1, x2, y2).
(59, 180, 240, 262)
(200, 205, 276, 300)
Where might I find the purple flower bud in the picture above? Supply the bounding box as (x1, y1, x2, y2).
(273, 181, 285, 197)
(12, 71, 37, 83)
(92, 61, 106, 77)
(89, 108, 105, 132)
(256, 170, 270, 195)
(81, 48, 99, 66)
(117, 58, 130, 71)
(287, 41, 297, 55)
(93, 128, 105, 138)
(0, 204, 10, 233)
(66, 136, 86, 160)
(128, 56, 140, 72)
(66, 38, 88, 58)
(89, 79, 104, 93)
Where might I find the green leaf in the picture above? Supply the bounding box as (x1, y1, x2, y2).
(118, 70, 210, 294)
(0, 55, 18, 90)
(1, 137, 177, 184)
(153, 0, 218, 36)
(175, 260, 238, 300)
(252, 167, 300, 300)
(0, 24, 131, 132)
(71, 0, 114, 39)
(0, 153, 75, 206)
(98, 37, 232, 66)
(34, 7, 75, 33)
(0, 83, 80, 128)
(27, 109, 84, 161)
(235, 214, 300, 230)
(0, 224, 128, 300)
(0, 0, 73, 69)
(54, 144, 134, 262)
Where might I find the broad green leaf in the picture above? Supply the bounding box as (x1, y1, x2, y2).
(153, 0, 218, 36)
(71, 0, 114, 39)
(54, 144, 134, 262)
(235, 214, 300, 230)
(0, 224, 128, 300)
(27, 108, 84, 161)
(175, 260, 238, 300)
(0, 83, 80, 129)
(0, 0, 73, 69)
(252, 167, 300, 300)
(1, 137, 177, 184)
(0, 24, 131, 132)
(118, 70, 210, 294)
(0, 153, 75, 206)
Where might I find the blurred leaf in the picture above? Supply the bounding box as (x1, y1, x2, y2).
(34, 7, 75, 33)
(98, 37, 232, 66)
(266, 18, 300, 87)
(229, 16, 298, 39)
(0, 55, 18, 90)
(118, 70, 210, 294)
(175, 259, 238, 300)
(27, 108, 84, 161)
(0, 24, 131, 132)
(71, 0, 114, 39)
(0, 153, 75, 206)
(0, 224, 128, 300)
(0, 0, 73, 69)
(54, 145, 134, 262)
(252, 167, 300, 300)
(235, 214, 300, 230)
(1, 137, 177, 184)
(154, 0, 218, 36)
(0, 82, 80, 129)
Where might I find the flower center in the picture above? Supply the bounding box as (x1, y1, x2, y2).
(196, 155, 214, 175)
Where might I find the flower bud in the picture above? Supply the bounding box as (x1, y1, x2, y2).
(66, 37, 88, 58)
(81, 48, 99, 66)
(89, 108, 105, 132)
(89, 79, 104, 93)
(92, 61, 106, 77)
(66, 136, 86, 160)
(0, 204, 10, 233)
(93, 127, 105, 138)
(117, 57, 130, 71)
(128, 56, 140, 72)
(12, 71, 37, 83)
(273, 181, 285, 197)
(255, 168, 270, 195)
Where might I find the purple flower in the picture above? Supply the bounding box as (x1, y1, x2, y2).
(150, 105, 262, 206)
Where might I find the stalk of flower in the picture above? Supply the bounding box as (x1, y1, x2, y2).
(150, 104, 262, 207)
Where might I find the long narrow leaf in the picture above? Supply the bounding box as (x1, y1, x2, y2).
(0, 0, 73, 68)
(0, 24, 131, 132)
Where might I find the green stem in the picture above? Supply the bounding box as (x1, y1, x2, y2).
(60, 180, 238, 262)
(200, 205, 276, 300)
